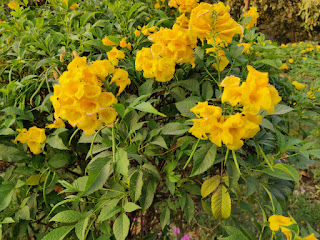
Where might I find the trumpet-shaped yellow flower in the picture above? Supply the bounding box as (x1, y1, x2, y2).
(243, 7, 259, 30)
(110, 69, 131, 95)
(14, 127, 46, 154)
(107, 47, 125, 65)
(46, 118, 65, 129)
(268, 215, 293, 240)
(102, 36, 117, 46)
(134, 30, 141, 37)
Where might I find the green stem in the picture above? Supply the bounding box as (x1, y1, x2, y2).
(232, 150, 241, 175)
(183, 138, 200, 169)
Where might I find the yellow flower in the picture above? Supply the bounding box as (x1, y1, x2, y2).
(292, 81, 305, 90)
(134, 29, 141, 37)
(14, 127, 46, 154)
(292, 43, 297, 47)
(102, 36, 118, 46)
(212, 49, 229, 71)
(154, 3, 160, 9)
(46, 118, 65, 129)
(8, 1, 19, 10)
(107, 47, 125, 65)
(268, 215, 293, 240)
(279, 63, 288, 70)
(110, 68, 131, 95)
(289, 58, 294, 64)
(153, 58, 176, 82)
(99, 107, 118, 125)
(169, 0, 199, 13)
(176, 13, 189, 28)
(77, 114, 101, 135)
(238, 43, 251, 54)
(89, 59, 114, 79)
(243, 7, 259, 30)
(190, 101, 222, 118)
(99, 92, 117, 108)
(220, 76, 242, 106)
(120, 38, 127, 48)
(302, 233, 318, 240)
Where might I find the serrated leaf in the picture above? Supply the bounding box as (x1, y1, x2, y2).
(129, 171, 143, 202)
(75, 217, 89, 240)
(115, 148, 129, 177)
(202, 81, 213, 100)
(140, 179, 157, 213)
(48, 153, 69, 169)
(124, 202, 141, 212)
(134, 102, 166, 117)
(80, 12, 96, 27)
(42, 225, 75, 240)
(47, 135, 68, 150)
(97, 199, 121, 223)
(201, 175, 220, 198)
(175, 100, 197, 118)
(211, 185, 231, 219)
(150, 136, 168, 149)
(83, 158, 112, 196)
(273, 163, 299, 186)
(113, 213, 130, 240)
(191, 143, 217, 176)
(138, 79, 154, 96)
(50, 210, 85, 223)
(160, 207, 170, 229)
(183, 194, 194, 223)
(161, 122, 189, 135)
(272, 104, 294, 115)
(0, 183, 15, 211)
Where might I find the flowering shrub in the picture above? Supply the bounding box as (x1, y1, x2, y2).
(0, 0, 319, 240)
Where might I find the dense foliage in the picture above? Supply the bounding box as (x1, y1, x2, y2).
(0, 0, 319, 240)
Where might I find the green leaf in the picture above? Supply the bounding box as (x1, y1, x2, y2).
(134, 102, 166, 117)
(0, 183, 15, 211)
(183, 194, 194, 223)
(253, 59, 279, 69)
(124, 202, 141, 212)
(308, 149, 320, 158)
(0, 144, 28, 162)
(48, 153, 69, 169)
(1, 217, 15, 224)
(80, 12, 96, 27)
(201, 175, 220, 198)
(191, 143, 217, 176)
(47, 135, 68, 150)
(140, 180, 157, 213)
(211, 185, 231, 219)
(138, 79, 154, 96)
(50, 210, 85, 223)
(150, 136, 168, 149)
(75, 217, 89, 240)
(129, 170, 143, 202)
(115, 148, 129, 177)
(113, 103, 125, 117)
(261, 167, 296, 182)
(202, 81, 214, 100)
(97, 198, 121, 223)
(272, 104, 294, 115)
(42, 226, 75, 240)
(161, 122, 189, 135)
(175, 100, 197, 118)
(83, 158, 112, 196)
(160, 207, 170, 229)
(113, 212, 130, 240)
(273, 163, 299, 186)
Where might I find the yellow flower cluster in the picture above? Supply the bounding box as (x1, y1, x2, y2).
(107, 47, 125, 65)
(136, 24, 196, 82)
(189, 66, 281, 150)
(14, 127, 46, 154)
(168, 0, 199, 13)
(243, 7, 259, 30)
(136, 2, 243, 82)
(189, 102, 262, 150)
(50, 57, 120, 135)
(221, 66, 282, 115)
(188, 2, 242, 45)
